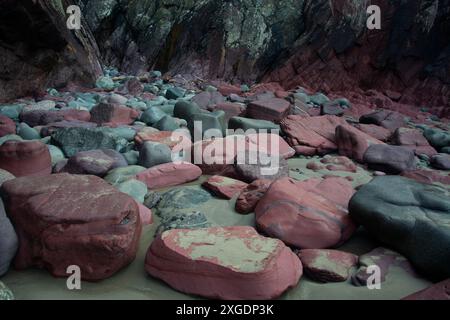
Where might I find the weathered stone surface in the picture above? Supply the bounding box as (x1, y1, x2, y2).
(136, 162, 202, 190)
(203, 175, 248, 199)
(0, 140, 51, 177)
(235, 151, 289, 183)
(431, 154, 450, 170)
(0, 199, 18, 276)
(156, 211, 211, 235)
(363, 144, 417, 174)
(298, 249, 358, 283)
(90, 103, 139, 126)
(401, 169, 450, 186)
(145, 226, 302, 300)
(20, 109, 91, 127)
(247, 98, 291, 123)
(1, 174, 142, 281)
(236, 179, 271, 214)
(349, 176, 450, 281)
(138, 141, 173, 168)
(360, 110, 406, 131)
(228, 117, 280, 133)
(0, 115, 16, 137)
(354, 124, 391, 142)
(391, 128, 437, 157)
(256, 177, 356, 249)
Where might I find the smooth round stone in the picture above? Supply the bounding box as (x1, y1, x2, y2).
(17, 123, 40, 140)
(309, 93, 330, 106)
(123, 150, 139, 165)
(116, 179, 148, 203)
(47, 145, 66, 166)
(104, 165, 147, 185)
(138, 141, 172, 168)
(0, 105, 22, 120)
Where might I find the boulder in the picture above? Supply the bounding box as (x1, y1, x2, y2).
(1, 174, 142, 281)
(19, 109, 91, 127)
(401, 169, 450, 186)
(298, 249, 358, 283)
(236, 179, 271, 214)
(391, 128, 437, 157)
(90, 103, 139, 126)
(349, 176, 450, 281)
(255, 177, 356, 249)
(354, 123, 391, 142)
(247, 98, 291, 123)
(203, 176, 248, 199)
(360, 110, 406, 131)
(145, 226, 302, 300)
(136, 162, 202, 189)
(138, 141, 173, 168)
(0, 199, 18, 276)
(0, 140, 51, 177)
(430, 154, 450, 170)
(0, 115, 16, 137)
(363, 144, 417, 174)
(335, 125, 384, 163)
(280, 115, 347, 155)
(235, 150, 289, 183)
(228, 117, 280, 133)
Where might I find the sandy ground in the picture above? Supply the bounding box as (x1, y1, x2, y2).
(1, 157, 433, 300)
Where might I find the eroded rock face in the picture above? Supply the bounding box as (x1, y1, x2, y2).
(0, 0, 101, 102)
(349, 176, 450, 281)
(145, 226, 302, 300)
(1, 174, 142, 281)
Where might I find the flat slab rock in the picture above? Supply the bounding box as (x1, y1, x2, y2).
(255, 177, 356, 249)
(136, 162, 202, 190)
(145, 226, 302, 300)
(298, 249, 358, 283)
(202, 175, 248, 199)
(1, 173, 142, 281)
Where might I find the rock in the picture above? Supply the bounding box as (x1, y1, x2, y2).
(190, 110, 226, 136)
(423, 128, 450, 151)
(0, 140, 51, 177)
(218, 84, 242, 96)
(154, 115, 179, 131)
(174, 101, 202, 122)
(236, 179, 271, 214)
(17, 123, 40, 140)
(391, 128, 437, 157)
(156, 187, 213, 219)
(309, 93, 330, 106)
(143, 191, 162, 209)
(140, 107, 167, 126)
(430, 154, 450, 170)
(1, 174, 142, 281)
(165, 87, 184, 100)
(138, 141, 173, 168)
(246, 133, 295, 159)
(0, 168, 15, 187)
(354, 124, 391, 142)
(352, 247, 418, 287)
(51, 127, 128, 157)
(349, 176, 450, 281)
(96, 76, 115, 91)
(228, 117, 280, 133)
(0, 199, 18, 276)
(360, 110, 406, 131)
(255, 177, 356, 249)
(247, 98, 291, 123)
(90, 103, 139, 126)
(298, 249, 358, 283)
(235, 150, 289, 183)
(335, 125, 384, 163)
(320, 155, 357, 173)
(61, 149, 127, 177)
(135, 130, 192, 155)
(203, 176, 248, 199)
(0, 281, 14, 300)
(363, 144, 417, 174)
(0, 115, 16, 137)
(192, 91, 225, 109)
(137, 203, 153, 226)
(136, 162, 202, 189)
(321, 102, 345, 117)
(401, 169, 450, 186)
(403, 279, 450, 300)
(156, 211, 211, 235)
(104, 165, 147, 185)
(281, 115, 348, 155)
(145, 226, 302, 300)
(107, 93, 128, 105)
(47, 145, 66, 167)
(116, 179, 148, 204)
(20, 109, 91, 127)
(40, 120, 97, 137)
(209, 103, 245, 123)
(123, 150, 139, 165)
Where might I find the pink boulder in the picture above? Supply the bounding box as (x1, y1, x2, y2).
(0, 115, 16, 137)
(247, 98, 291, 123)
(1, 174, 142, 281)
(236, 179, 272, 214)
(0, 141, 51, 177)
(90, 103, 139, 126)
(255, 177, 357, 249)
(136, 162, 202, 190)
(203, 175, 248, 199)
(145, 226, 302, 300)
(391, 127, 437, 157)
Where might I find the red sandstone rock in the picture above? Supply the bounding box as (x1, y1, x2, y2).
(236, 179, 271, 214)
(90, 103, 139, 126)
(280, 115, 348, 155)
(246, 133, 295, 159)
(335, 125, 385, 163)
(402, 279, 450, 300)
(247, 98, 291, 123)
(0, 141, 51, 177)
(209, 102, 246, 123)
(391, 127, 437, 157)
(401, 170, 450, 186)
(298, 249, 358, 283)
(203, 175, 248, 199)
(137, 203, 153, 226)
(20, 109, 91, 127)
(321, 155, 357, 173)
(354, 123, 391, 142)
(218, 84, 242, 96)
(0, 115, 16, 137)
(255, 177, 356, 249)
(136, 162, 202, 189)
(145, 226, 302, 300)
(1, 174, 142, 281)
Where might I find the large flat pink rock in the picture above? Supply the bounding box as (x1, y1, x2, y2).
(136, 162, 202, 189)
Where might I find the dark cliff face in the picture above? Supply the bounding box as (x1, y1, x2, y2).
(0, 0, 449, 109)
(0, 0, 102, 103)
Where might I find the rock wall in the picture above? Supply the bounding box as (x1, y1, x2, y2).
(0, 0, 102, 103)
